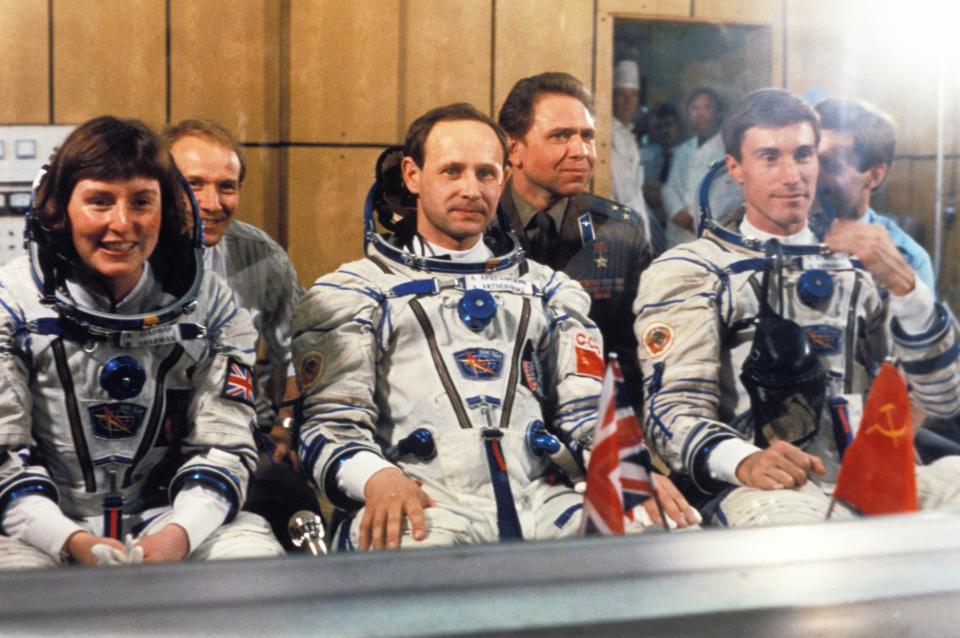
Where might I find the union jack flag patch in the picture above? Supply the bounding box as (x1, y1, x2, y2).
(222, 357, 256, 407)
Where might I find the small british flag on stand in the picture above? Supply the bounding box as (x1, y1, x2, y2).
(580, 354, 658, 535)
(222, 357, 256, 407)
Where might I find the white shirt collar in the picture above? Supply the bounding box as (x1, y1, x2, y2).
(739, 216, 818, 246)
(412, 235, 493, 262)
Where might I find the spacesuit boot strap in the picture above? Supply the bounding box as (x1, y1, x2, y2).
(481, 429, 524, 541)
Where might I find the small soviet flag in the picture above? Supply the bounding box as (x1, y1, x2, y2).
(833, 363, 918, 515)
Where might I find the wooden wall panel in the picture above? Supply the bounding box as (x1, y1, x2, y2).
(401, 0, 492, 126)
(694, 0, 780, 23)
(170, 0, 280, 141)
(53, 0, 165, 126)
(289, 0, 400, 143)
(287, 147, 383, 285)
(238, 147, 282, 242)
(0, 0, 49, 123)
(598, 0, 689, 17)
(493, 0, 594, 114)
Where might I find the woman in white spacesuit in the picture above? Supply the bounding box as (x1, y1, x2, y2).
(0, 116, 283, 568)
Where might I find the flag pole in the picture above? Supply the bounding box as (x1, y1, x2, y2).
(825, 495, 837, 521)
(648, 473, 670, 532)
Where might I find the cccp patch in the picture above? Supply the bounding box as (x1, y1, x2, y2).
(221, 357, 256, 407)
(89, 403, 147, 439)
(454, 348, 504, 380)
(574, 331, 604, 379)
(642, 322, 674, 358)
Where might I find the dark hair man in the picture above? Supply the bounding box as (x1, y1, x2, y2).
(498, 71, 652, 412)
(815, 97, 935, 292)
(634, 88, 960, 527)
(293, 102, 695, 551)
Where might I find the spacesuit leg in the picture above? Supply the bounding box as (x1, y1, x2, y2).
(140, 510, 285, 560)
(527, 479, 584, 540)
(917, 456, 960, 512)
(336, 501, 484, 551)
(0, 536, 58, 569)
(713, 482, 855, 527)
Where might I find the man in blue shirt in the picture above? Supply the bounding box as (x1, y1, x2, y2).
(815, 98, 936, 293)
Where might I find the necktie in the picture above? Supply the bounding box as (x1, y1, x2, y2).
(659, 148, 672, 184)
(528, 211, 557, 266)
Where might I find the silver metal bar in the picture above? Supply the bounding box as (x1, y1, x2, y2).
(2, 513, 960, 636)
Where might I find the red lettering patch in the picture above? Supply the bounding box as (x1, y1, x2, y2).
(574, 332, 604, 378)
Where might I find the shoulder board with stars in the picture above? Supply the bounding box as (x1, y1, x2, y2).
(577, 194, 643, 226)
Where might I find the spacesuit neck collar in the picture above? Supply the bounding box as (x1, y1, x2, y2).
(369, 231, 523, 275)
(703, 206, 828, 256)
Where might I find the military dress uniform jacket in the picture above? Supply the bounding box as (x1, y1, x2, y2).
(500, 185, 652, 401)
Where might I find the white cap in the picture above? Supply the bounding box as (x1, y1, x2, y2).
(614, 60, 640, 90)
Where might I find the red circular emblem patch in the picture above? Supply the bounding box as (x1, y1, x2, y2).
(642, 322, 674, 357)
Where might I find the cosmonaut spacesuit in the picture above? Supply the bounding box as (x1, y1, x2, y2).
(293, 150, 643, 548)
(0, 170, 283, 568)
(634, 164, 960, 526)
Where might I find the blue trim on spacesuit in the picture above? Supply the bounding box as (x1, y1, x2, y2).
(553, 503, 582, 529)
(891, 303, 951, 349)
(900, 344, 960, 375)
(0, 476, 60, 532)
(170, 466, 242, 522)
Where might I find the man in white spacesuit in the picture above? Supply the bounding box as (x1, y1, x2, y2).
(0, 116, 283, 567)
(293, 103, 696, 551)
(634, 89, 960, 526)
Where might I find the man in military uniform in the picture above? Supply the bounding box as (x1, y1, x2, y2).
(497, 72, 652, 403)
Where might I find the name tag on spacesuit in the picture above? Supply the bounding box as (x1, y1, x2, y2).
(117, 323, 206, 348)
(460, 275, 539, 297)
(802, 255, 853, 271)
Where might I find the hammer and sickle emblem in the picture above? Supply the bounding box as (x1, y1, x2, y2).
(865, 403, 909, 445)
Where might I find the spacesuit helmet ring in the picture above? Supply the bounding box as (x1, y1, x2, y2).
(26, 115, 203, 332)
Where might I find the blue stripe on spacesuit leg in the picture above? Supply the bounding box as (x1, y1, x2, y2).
(554, 503, 582, 529)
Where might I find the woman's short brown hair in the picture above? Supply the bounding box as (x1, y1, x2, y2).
(33, 115, 192, 291)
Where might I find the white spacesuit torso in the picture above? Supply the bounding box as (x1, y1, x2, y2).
(294, 233, 606, 545)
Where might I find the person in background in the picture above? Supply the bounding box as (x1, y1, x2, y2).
(662, 87, 741, 247)
(641, 102, 682, 250)
(165, 120, 318, 551)
(611, 60, 662, 254)
(497, 71, 651, 411)
(815, 98, 936, 293)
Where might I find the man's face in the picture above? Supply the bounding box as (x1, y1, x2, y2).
(401, 119, 505, 250)
(651, 114, 680, 148)
(613, 88, 640, 125)
(687, 93, 719, 138)
(818, 128, 881, 219)
(169, 135, 241, 247)
(509, 93, 597, 200)
(725, 122, 819, 236)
